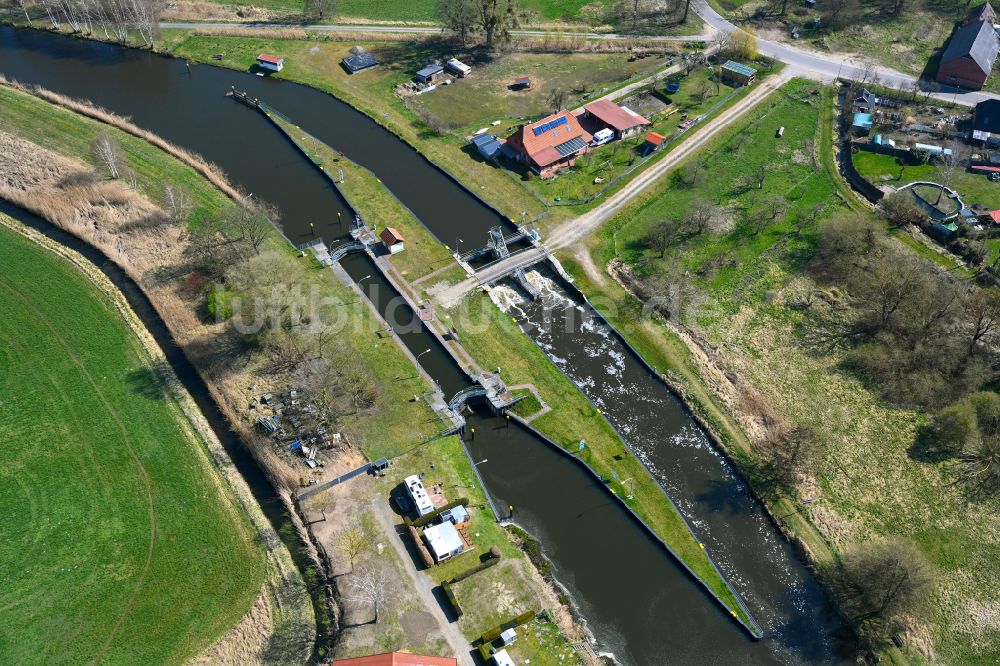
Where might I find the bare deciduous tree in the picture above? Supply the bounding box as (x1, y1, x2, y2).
(831, 538, 933, 640)
(90, 130, 122, 179)
(547, 87, 569, 112)
(223, 200, 278, 257)
(476, 0, 518, 49)
(683, 197, 722, 235)
(437, 0, 478, 44)
(163, 183, 194, 224)
(965, 287, 1000, 352)
(646, 219, 682, 257)
(346, 565, 392, 625)
(304, 0, 336, 19)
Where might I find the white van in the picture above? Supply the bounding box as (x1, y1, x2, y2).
(592, 128, 615, 146)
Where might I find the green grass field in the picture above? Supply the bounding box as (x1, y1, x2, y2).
(411, 51, 663, 131)
(0, 221, 265, 664)
(602, 78, 833, 318)
(184, 0, 623, 25)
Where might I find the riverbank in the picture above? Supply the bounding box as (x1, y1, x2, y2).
(0, 212, 305, 664)
(575, 77, 1000, 664)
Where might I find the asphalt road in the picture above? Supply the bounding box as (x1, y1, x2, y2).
(691, 0, 997, 106)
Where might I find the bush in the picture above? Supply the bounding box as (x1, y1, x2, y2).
(447, 556, 499, 585)
(410, 497, 469, 528)
(204, 286, 233, 321)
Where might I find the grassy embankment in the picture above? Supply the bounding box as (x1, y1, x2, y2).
(576, 78, 1000, 664)
(0, 220, 266, 665)
(267, 112, 454, 281)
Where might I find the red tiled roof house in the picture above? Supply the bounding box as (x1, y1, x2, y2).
(333, 652, 457, 666)
(504, 111, 592, 179)
(581, 99, 651, 139)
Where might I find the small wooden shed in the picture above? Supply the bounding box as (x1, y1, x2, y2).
(380, 227, 405, 254)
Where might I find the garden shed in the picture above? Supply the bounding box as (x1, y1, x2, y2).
(416, 64, 446, 84)
(720, 60, 757, 86)
(256, 53, 284, 72)
(472, 133, 502, 160)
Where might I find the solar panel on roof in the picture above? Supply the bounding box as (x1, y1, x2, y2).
(554, 136, 587, 157)
(531, 115, 568, 136)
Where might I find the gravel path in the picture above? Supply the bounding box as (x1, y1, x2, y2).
(371, 498, 475, 666)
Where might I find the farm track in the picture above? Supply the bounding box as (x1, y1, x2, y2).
(0, 275, 159, 665)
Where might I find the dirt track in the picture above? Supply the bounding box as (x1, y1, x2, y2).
(549, 70, 793, 252)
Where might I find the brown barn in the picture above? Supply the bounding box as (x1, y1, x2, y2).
(581, 99, 651, 139)
(504, 111, 592, 178)
(936, 12, 999, 90)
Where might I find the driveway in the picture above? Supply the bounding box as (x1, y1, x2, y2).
(549, 69, 792, 251)
(371, 498, 475, 666)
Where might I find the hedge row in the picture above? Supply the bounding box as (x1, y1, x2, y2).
(480, 608, 538, 646)
(476, 608, 540, 658)
(441, 581, 464, 618)
(403, 497, 470, 528)
(447, 555, 500, 585)
(407, 524, 435, 569)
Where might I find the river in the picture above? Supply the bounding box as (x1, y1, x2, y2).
(0, 25, 848, 665)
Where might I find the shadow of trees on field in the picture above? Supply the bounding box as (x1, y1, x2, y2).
(125, 362, 170, 400)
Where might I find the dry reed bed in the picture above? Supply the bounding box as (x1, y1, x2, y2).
(192, 26, 309, 40)
(0, 75, 246, 205)
(164, 1, 292, 22)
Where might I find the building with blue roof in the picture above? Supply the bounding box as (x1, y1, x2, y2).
(852, 112, 873, 136)
(720, 60, 757, 86)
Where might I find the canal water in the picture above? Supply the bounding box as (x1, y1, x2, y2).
(0, 25, 849, 664)
(491, 270, 851, 664)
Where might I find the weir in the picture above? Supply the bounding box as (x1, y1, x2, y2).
(0, 26, 848, 664)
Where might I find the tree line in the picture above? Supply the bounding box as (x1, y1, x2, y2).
(12, 0, 161, 47)
(90, 130, 384, 431)
(436, 0, 520, 48)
